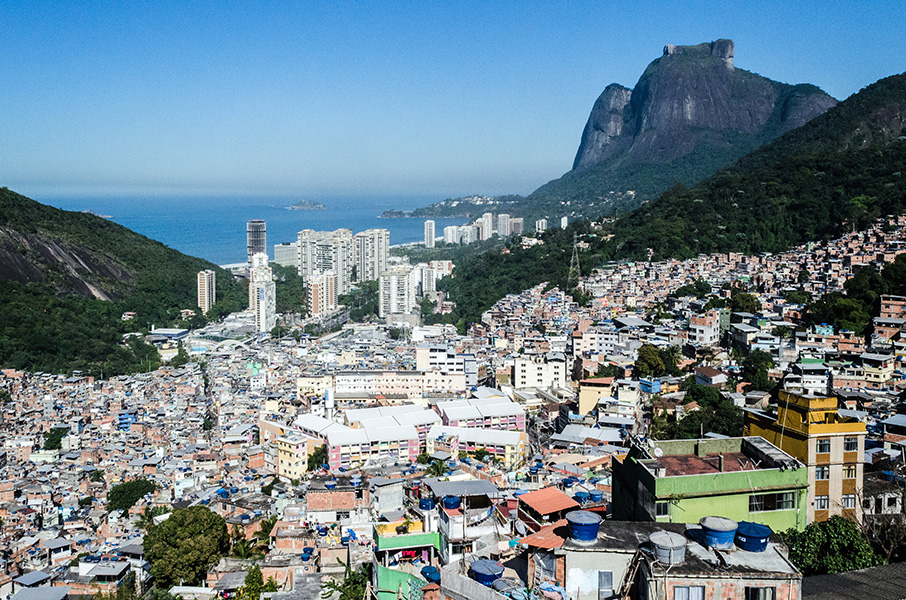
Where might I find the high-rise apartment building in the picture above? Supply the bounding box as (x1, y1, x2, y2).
(249, 253, 276, 333)
(353, 229, 389, 282)
(561, 216, 568, 229)
(481, 213, 494, 240)
(247, 220, 267, 266)
(497, 214, 510, 237)
(196, 270, 216, 315)
(443, 226, 460, 245)
(535, 219, 548, 232)
(273, 242, 298, 267)
(411, 263, 436, 297)
(424, 220, 435, 248)
(379, 266, 416, 318)
(510, 218, 524, 236)
(297, 229, 354, 295)
(307, 270, 337, 318)
(459, 225, 477, 245)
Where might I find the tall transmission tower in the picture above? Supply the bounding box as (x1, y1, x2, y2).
(567, 233, 582, 291)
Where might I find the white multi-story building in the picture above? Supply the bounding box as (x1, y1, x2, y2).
(560, 216, 568, 228)
(307, 270, 337, 318)
(297, 229, 354, 294)
(481, 212, 494, 240)
(429, 260, 453, 280)
(459, 225, 478, 245)
(424, 220, 435, 248)
(249, 253, 276, 333)
(354, 228, 389, 282)
(196, 270, 216, 315)
(535, 219, 548, 233)
(443, 226, 460, 245)
(273, 242, 298, 267)
(411, 263, 436, 297)
(514, 353, 568, 388)
(379, 265, 416, 317)
(497, 214, 510, 237)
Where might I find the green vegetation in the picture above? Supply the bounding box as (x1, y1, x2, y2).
(321, 560, 370, 600)
(651, 385, 743, 440)
(307, 444, 328, 471)
(272, 263, 306, 315)
(0, 187, 246, 376)
(237, 565, 264, 600)
(43, 426, 68, 450)
(612, 74, 906, 260)
(78, 496, 94, 508)
(742, 349, 775, 391)
(429, 222, 610, 330)
(107, 479, 157, 512)
(339, 280, 379, 322)
(672, 279, 711, 298)
(634, 345, 682, 378)
(89, 469, 105, 482)
(136, 505, 170, 530)
(144, 506, 229, 588)
(782, 516, 882, 575)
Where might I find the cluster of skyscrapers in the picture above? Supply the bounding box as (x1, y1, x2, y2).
(424, 213, 528, 247)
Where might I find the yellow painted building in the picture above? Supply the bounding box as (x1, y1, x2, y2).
(275, 433, 319, 480)
(577, 377, 614, 415)
(744, 390, 865, 523)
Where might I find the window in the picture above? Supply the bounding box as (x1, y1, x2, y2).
(815, 495, 829, 510)
(598, 571, 613, 600)
(889, 496, 899, 508)
(843, 465, 857, 479)
(815, 466, 829, 480)
(656, 502, 669, 517)
(817, 438, 831, 453)
(844, 437, 858, 452)
(842, 495, 856, 509)
(674, 586, 705, 600)
(750, 492, 795, 512)
(745, 588, 776, 600)
(864, 498, 874, 511)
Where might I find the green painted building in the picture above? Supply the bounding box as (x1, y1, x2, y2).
(612, 436, 808, 531)
(372, 525, 442, 600)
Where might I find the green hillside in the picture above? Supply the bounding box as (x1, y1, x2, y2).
(0, 188, 248, 375)
(613, 72, 906, 260)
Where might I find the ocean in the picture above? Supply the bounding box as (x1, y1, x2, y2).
(41, 195, 467, 265)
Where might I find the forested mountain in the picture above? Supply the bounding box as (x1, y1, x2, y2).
(516, 39, 836, 221)
(434, 72, 906, 329)
(612, 72, 906, 260)
(0, 188, 247, 375)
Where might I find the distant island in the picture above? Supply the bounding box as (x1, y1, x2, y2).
(285, 199, 327, 211)
(380, 194, 523, 218)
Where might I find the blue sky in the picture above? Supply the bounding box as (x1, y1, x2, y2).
(2, 1, 904, 199)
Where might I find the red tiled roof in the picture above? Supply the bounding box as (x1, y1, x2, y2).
(519, 486, 579, 515)
(519, 519, 568, 549)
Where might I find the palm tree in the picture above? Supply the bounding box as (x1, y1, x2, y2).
(254, 515, 278, 552)
(232, 538, 262, 560)
(425, 459, 448, 478)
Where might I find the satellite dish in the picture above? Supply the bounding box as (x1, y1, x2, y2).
(653, 448, 664, 458)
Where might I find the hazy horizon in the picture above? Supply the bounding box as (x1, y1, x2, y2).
(3, 1, 905, 200)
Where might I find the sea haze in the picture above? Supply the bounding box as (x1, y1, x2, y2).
(41, 195, 467, 265)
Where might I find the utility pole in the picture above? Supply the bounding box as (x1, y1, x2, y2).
(567, 233, 582, 292)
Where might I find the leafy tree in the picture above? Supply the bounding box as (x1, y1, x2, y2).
(0, 390, 11, 404)
(43, 427, 68, 450)
(782, 516, 882, 575)
(307, 444, 328, 471)
(672, 279, 712, 298)
(255, 515, 278, 549)
(425, 459, 449, 478)
(416, 452, 431, 464)
(595, 363, 623, 378)
(634, 344, 665, 378)
(743, 349, 775, 391)
(730, 292, 761, 314)
(261, 478, 278, 497)
(321, 560, 370, 600)
(144, 506, 230, 587)
(107, 479, 157, 512)
(472, 448, 491, 462)
(238, 565, 264, 600)
(136, 505, 170, 530)
(89, 469, 105, 482)
(784, 289, 811, 304)
(263, 577, 279, 593)
(79, 496, 94, 508)
(673, 384, 743, 439)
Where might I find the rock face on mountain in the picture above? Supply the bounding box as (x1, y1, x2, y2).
(527, 39, 838, 217)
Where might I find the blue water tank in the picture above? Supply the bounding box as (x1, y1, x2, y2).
(514, 489, 529, 497)
(420, 566, 438, 578)
(419, 498, 436, 510)
(700, 516, 738, 550)
(563, 479, 575, 489)
(735, 521, 772, 552)
(325, 480, 337, 490)
(301, 553, 311, 562)
(340, 536, 350, 546)
(425, 571, 441, 584)
(566, 510, 602, 542)
(230, 486, 239, 494)
(442, 496, 461, 510)
(574, 491, 590, 504)
(470, 559, 504, 586)
(589, 490, 604, 503)
(303, 547, 315, 554)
